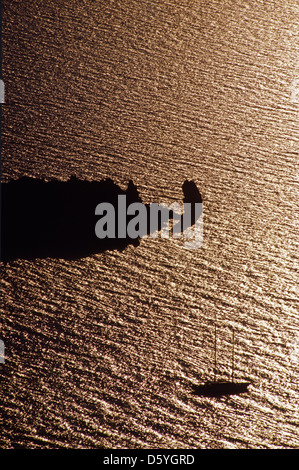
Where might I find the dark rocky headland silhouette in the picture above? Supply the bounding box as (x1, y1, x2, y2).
(1, 176, 202, 262)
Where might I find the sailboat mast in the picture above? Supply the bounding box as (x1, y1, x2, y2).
(231, 328, 235, 382)
(214, 318, 217, 383)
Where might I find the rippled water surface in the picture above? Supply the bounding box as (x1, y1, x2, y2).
(1, 0, 299, 448)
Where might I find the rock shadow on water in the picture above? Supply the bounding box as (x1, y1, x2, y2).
(1, 176, 202, 262)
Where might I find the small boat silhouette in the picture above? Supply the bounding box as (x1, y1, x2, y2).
(192, 380, 250, 397)
(193, 320, 251, 397)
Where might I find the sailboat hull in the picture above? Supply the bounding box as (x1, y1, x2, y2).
(192, 381, 251, 397)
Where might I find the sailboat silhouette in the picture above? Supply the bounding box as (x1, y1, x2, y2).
(192, 319, 251, 397)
